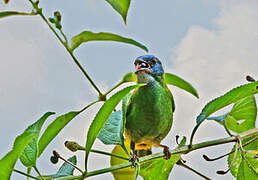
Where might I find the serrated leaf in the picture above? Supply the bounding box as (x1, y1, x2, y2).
(111, 143, 134, 180)
(38, 111, 80, 157)
(98, 110, 124, 145)
(207, 95, 257, 134)
(20, 112, 55, 167)
(0, 123, 41, 179)
(0, 11, 33, 18)
(105, 0, 131, 24)
(70, 31, 148, 52)
(196, 81, 258, 124)
(139, 154, 180, 180)
(225, 96, 257, 133)
(164, 73, 199, 98)
(228, 136, 258, 177)
(85, 84, 144, 171)
(237, 152, 258, 180)
(49, 156, 77, 178)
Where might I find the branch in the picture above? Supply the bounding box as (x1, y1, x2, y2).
(53, 128, 258, 179)
(27, 0, 103, 97)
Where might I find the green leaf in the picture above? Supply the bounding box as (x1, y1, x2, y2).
(105, 0, 131, 24)
(237, 152, 258, 180)
(228, 136, 258, 177)
(164, 73, 199, 98)
(225, 96, 257, 133)
(191, 81, 258, 145)
(38, 111, 80, 157)
(0, 121, 42, 179)
(85, 84, 144, 171)
(139, 154, 180, 180)
(20, 112, 55, 167)
(196, 81, 258, 124)
(97, 110, 124, 145)
(111, 141, 180, 180)
(110, 143, 134, 180)
(70, 31, 148, 52)
(120, 72, 199, 98)
(0, 11, 33, 18)
(49, 156, 77, 178)
(121, 72, 137, 83)
(207, 95, 257, 133)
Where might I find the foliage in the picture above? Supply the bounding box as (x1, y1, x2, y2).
(0, 0, 257, 180)
(71, 31, 148, 52)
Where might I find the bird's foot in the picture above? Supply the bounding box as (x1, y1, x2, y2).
(163, 146, 171, 160)
(129, 152, 139, 167)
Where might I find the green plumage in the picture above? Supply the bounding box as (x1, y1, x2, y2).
(125, 75, 174, 149)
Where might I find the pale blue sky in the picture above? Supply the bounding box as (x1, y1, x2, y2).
(1, 0, 257, 179)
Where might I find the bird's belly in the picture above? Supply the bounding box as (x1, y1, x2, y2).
(125, 85, 173, 147)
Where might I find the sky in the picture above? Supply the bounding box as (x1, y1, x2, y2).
(0, 0, 257, 179)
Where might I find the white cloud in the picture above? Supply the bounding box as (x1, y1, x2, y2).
(173, 0, 258, 94)
(169, 1, 258, 179)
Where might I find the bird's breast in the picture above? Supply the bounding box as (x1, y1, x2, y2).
(125, 81, 173, 143)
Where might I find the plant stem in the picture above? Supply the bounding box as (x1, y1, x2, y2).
(79, 100, 100, 113)
(90, 149, 129, 160)
(33, 166, 44, 180)
(52, 128, 257, 180)
(176, 159, 211, 180)
(59, 28, 68, 45)
(103, 81, 123, 96)
(28, 0, 103, 96)
(27, 167, 32, 180)
(13, 169, 40, 180)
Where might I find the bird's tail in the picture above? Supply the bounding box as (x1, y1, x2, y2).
(135, 148, 152, 157)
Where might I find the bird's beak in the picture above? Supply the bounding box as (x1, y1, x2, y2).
(134, 60, 151, 74)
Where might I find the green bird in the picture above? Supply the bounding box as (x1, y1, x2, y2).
(125, 55, 175, 162)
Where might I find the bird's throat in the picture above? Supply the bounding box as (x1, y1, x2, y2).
(136, 73, 155, 83)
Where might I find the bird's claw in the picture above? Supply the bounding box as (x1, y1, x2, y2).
(129, 153, 139, 167)
(163, 146, 171, 160)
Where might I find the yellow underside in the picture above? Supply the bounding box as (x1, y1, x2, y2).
(124, 131, 161, 150)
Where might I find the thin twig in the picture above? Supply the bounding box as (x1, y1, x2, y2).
(176, 159, 211, 180)
(27, 0, 103, 96)
(217, 142, 239, 174)
(203, 136, 258, 161)
(79, 100, 100, 113)
(33, 166, 45, 180)
(53, 150, 84, 174)
(13, 169, 40, 180)
(91, 149, 129, 160)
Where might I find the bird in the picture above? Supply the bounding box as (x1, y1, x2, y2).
(124, 55, 175, 163)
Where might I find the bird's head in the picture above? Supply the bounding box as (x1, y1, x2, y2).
(134, 55, 164, 83)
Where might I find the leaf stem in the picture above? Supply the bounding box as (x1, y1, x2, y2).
(103, 81, 123, 96)
(203, 136, 258, 161)
(27, 0, 103, 97)
(27, 167, 32, 180)
(90, 149, 129, 160)
(79, 100, 100, 113)
(176, 159, 211, 180)
(33, 166, 44, 180)
(13, 169, 40, 180)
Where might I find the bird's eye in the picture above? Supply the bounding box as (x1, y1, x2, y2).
(140, 62, 149, 68)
